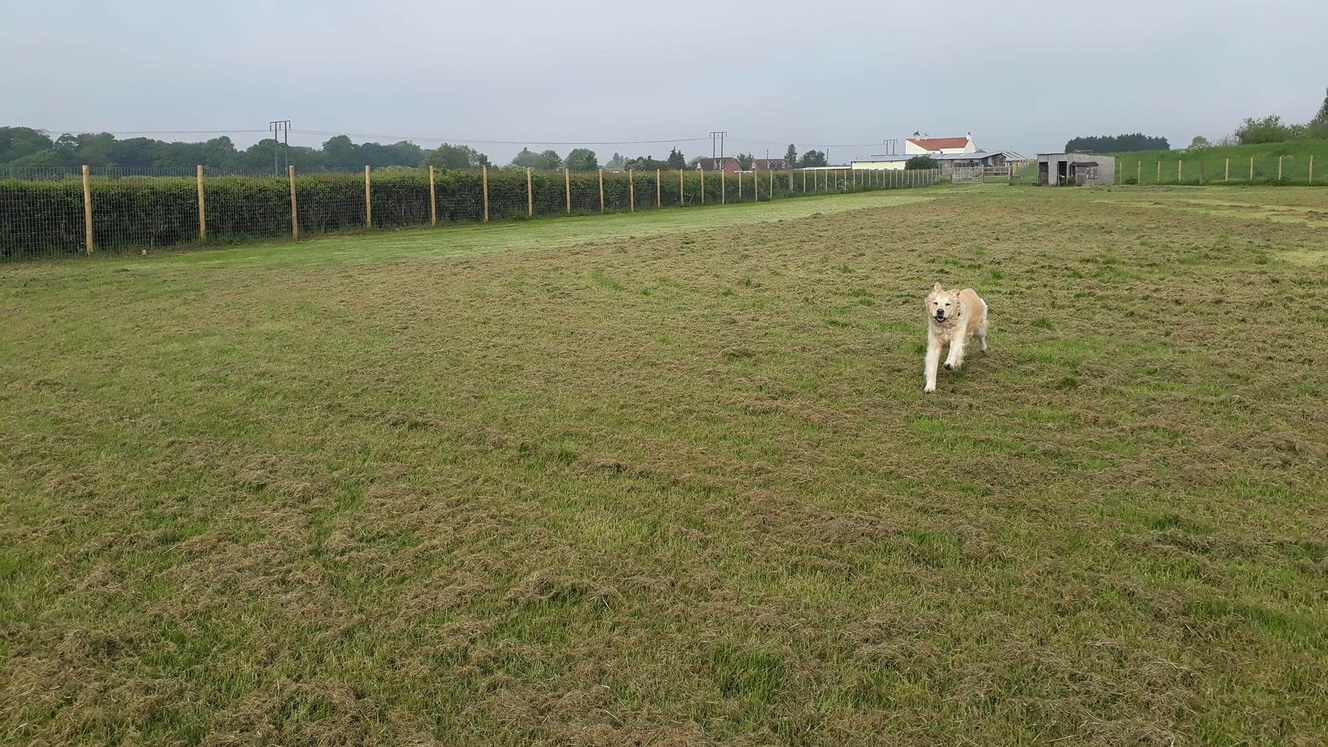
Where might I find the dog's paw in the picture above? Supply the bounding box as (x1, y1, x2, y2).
(923, 385, 935, 394)
(943, 363, 953, 371)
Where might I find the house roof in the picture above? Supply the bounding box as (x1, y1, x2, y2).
(907, 136, 970, 151)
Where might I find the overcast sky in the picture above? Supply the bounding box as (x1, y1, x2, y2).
(6, 0, 1326, 164)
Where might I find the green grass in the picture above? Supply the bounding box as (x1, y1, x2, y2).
(2, 186, 1327, 745)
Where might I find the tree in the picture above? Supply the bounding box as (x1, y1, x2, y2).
(905, 155, 937, 170)
(422, 143, 490, 170)
(623, 156, 669, 171)
(785, 144, 797, 167)
(666, 147, 686, 170)
(0, 127, 55, 164)
(736, 153, 754, 170)
(1235, 115, 1296, 145)
(564, 148, 598, 171)
(510, 147, 562, 170)
(606, 152, 625, 169)
(1313, 86, 1328, 126)
(321, 135, 359, 168)
(798, 150, 827, 168)
(1189, 136, 1211, 150)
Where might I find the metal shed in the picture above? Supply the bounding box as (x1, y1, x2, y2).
(1037, 153, 1116, 186)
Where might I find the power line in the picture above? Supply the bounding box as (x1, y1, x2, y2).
(291, 129, 710, 146)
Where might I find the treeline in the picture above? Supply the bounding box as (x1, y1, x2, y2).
(0, 127, 496, 172)
(1064, 133, 1170, 153)
(1235, 88, 1328, 144)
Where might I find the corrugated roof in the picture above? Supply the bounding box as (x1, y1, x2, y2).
(907, 136, 969, 150)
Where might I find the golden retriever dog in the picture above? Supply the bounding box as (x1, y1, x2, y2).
(924, 283, 988, 393)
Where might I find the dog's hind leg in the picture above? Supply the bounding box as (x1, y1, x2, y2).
(978, 306, 989, 353)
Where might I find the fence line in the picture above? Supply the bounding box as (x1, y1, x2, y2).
(1, 164, 944, 261)
(1107, 155, 1323, 186)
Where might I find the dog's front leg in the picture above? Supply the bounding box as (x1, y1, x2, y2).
(924, 337, 942, 393)
(943, 335, 966, 371)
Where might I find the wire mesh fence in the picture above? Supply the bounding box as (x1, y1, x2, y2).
(1008, 155, 1322, 186)
(0, 164, 943, 262)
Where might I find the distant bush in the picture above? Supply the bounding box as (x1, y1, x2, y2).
(905, 156, 937, 170)
(1065, 133, 1169, 153)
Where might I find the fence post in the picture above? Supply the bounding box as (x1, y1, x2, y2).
(802, 169, 807, 193)
(364, 165, 372, 227)
(288, 165, 298, 239)
(1310, 155, 1315, 184)
(1136, 161, 1141, 185)
(629, 169, 635, 212)
(82, 164, 93, 255)
(428, 166, 437, 226)
(196, 165, 206, 241)
(679, 169, 684, 205)
(753, 169, 758, 202)
(1178, 159, 1182, 184)
(1199, 161, 1205, 186)
(721, 168, 726, 204)
(1249, 157, 1253, 182)
(1156, 160, 1161, 184)
(700, 168, 705, 205)
(525, 167, 533, 217)
(598, 168, 605, 213)
(788, 168, 794, 192)
(1224, 158, 1229, 183)
(564, 169, 571, 214)
(738, 169, 743, 200)
(1278, 156, 1283, 181)
(482, 166, 489, 222)
(656, 169, 661, 207)
(768, 168, 774, 198)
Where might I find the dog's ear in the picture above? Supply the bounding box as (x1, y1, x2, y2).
(932, 282, 943, 293)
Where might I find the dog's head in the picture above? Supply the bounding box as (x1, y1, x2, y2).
(926, 282, 959, 324)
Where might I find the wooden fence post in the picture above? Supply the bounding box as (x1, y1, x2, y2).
(428, 166, 437, 226)
(598, 168, 605, 213)
(700, 168, 705, 205)
(482, 166, 489, 222)
(526, 167, 533, 217)
(1278, 156, 1284, 181)
(1136, 161, 1141, 185)
(1199, 161, 1205, 185)
(565, 168, 571, 214)
(802, 169, 806, 193)
(1249, 157, 1254, 182)
(1224, 158, 1229, 183)
(753, 169, 758, 202)
(738, 169, 743, 200)
(788, 168, 794, 192)
(1157, 160, 1161, 184)
(1177, 159, 1182, 184)
(82, 164, 93, 255)
(364, 165, 372, 227)
(679, 169, 684, 205)
(196, 165, 206, 241)
(288, 165, 298, 239)
(1310, 155, 1315, 184)
(721, 168, 726, 204)
(656, 169, 661, 207)
(629, 169, 635, 212)
(768, 168, 774, 198)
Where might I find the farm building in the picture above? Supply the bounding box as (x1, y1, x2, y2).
(697, 157, 741, 173)
(851, 151, 1026, 172)
(753, 158, 790, 172)
(905, 133, 978, 155)
(1037, 153, 1116, 186)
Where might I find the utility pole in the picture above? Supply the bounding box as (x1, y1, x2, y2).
(882, 138, 899, 155)
(269, 120, 291, 176)
(709, 131, 727, 160)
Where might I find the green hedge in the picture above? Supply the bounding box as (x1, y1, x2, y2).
(1, 167, 921, 261)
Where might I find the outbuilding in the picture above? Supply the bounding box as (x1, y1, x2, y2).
(1037, 153, 1116, 186)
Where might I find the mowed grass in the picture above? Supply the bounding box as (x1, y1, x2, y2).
(2, 186, 1327, 745)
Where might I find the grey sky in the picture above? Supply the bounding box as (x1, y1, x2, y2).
(6, 0, 1326, 164)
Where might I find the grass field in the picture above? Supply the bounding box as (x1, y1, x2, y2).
(1112, 139, 1328, 185)
(2, 186, 1326, 745)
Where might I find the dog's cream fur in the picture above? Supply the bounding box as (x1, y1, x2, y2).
(924, 283, 988, 393)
